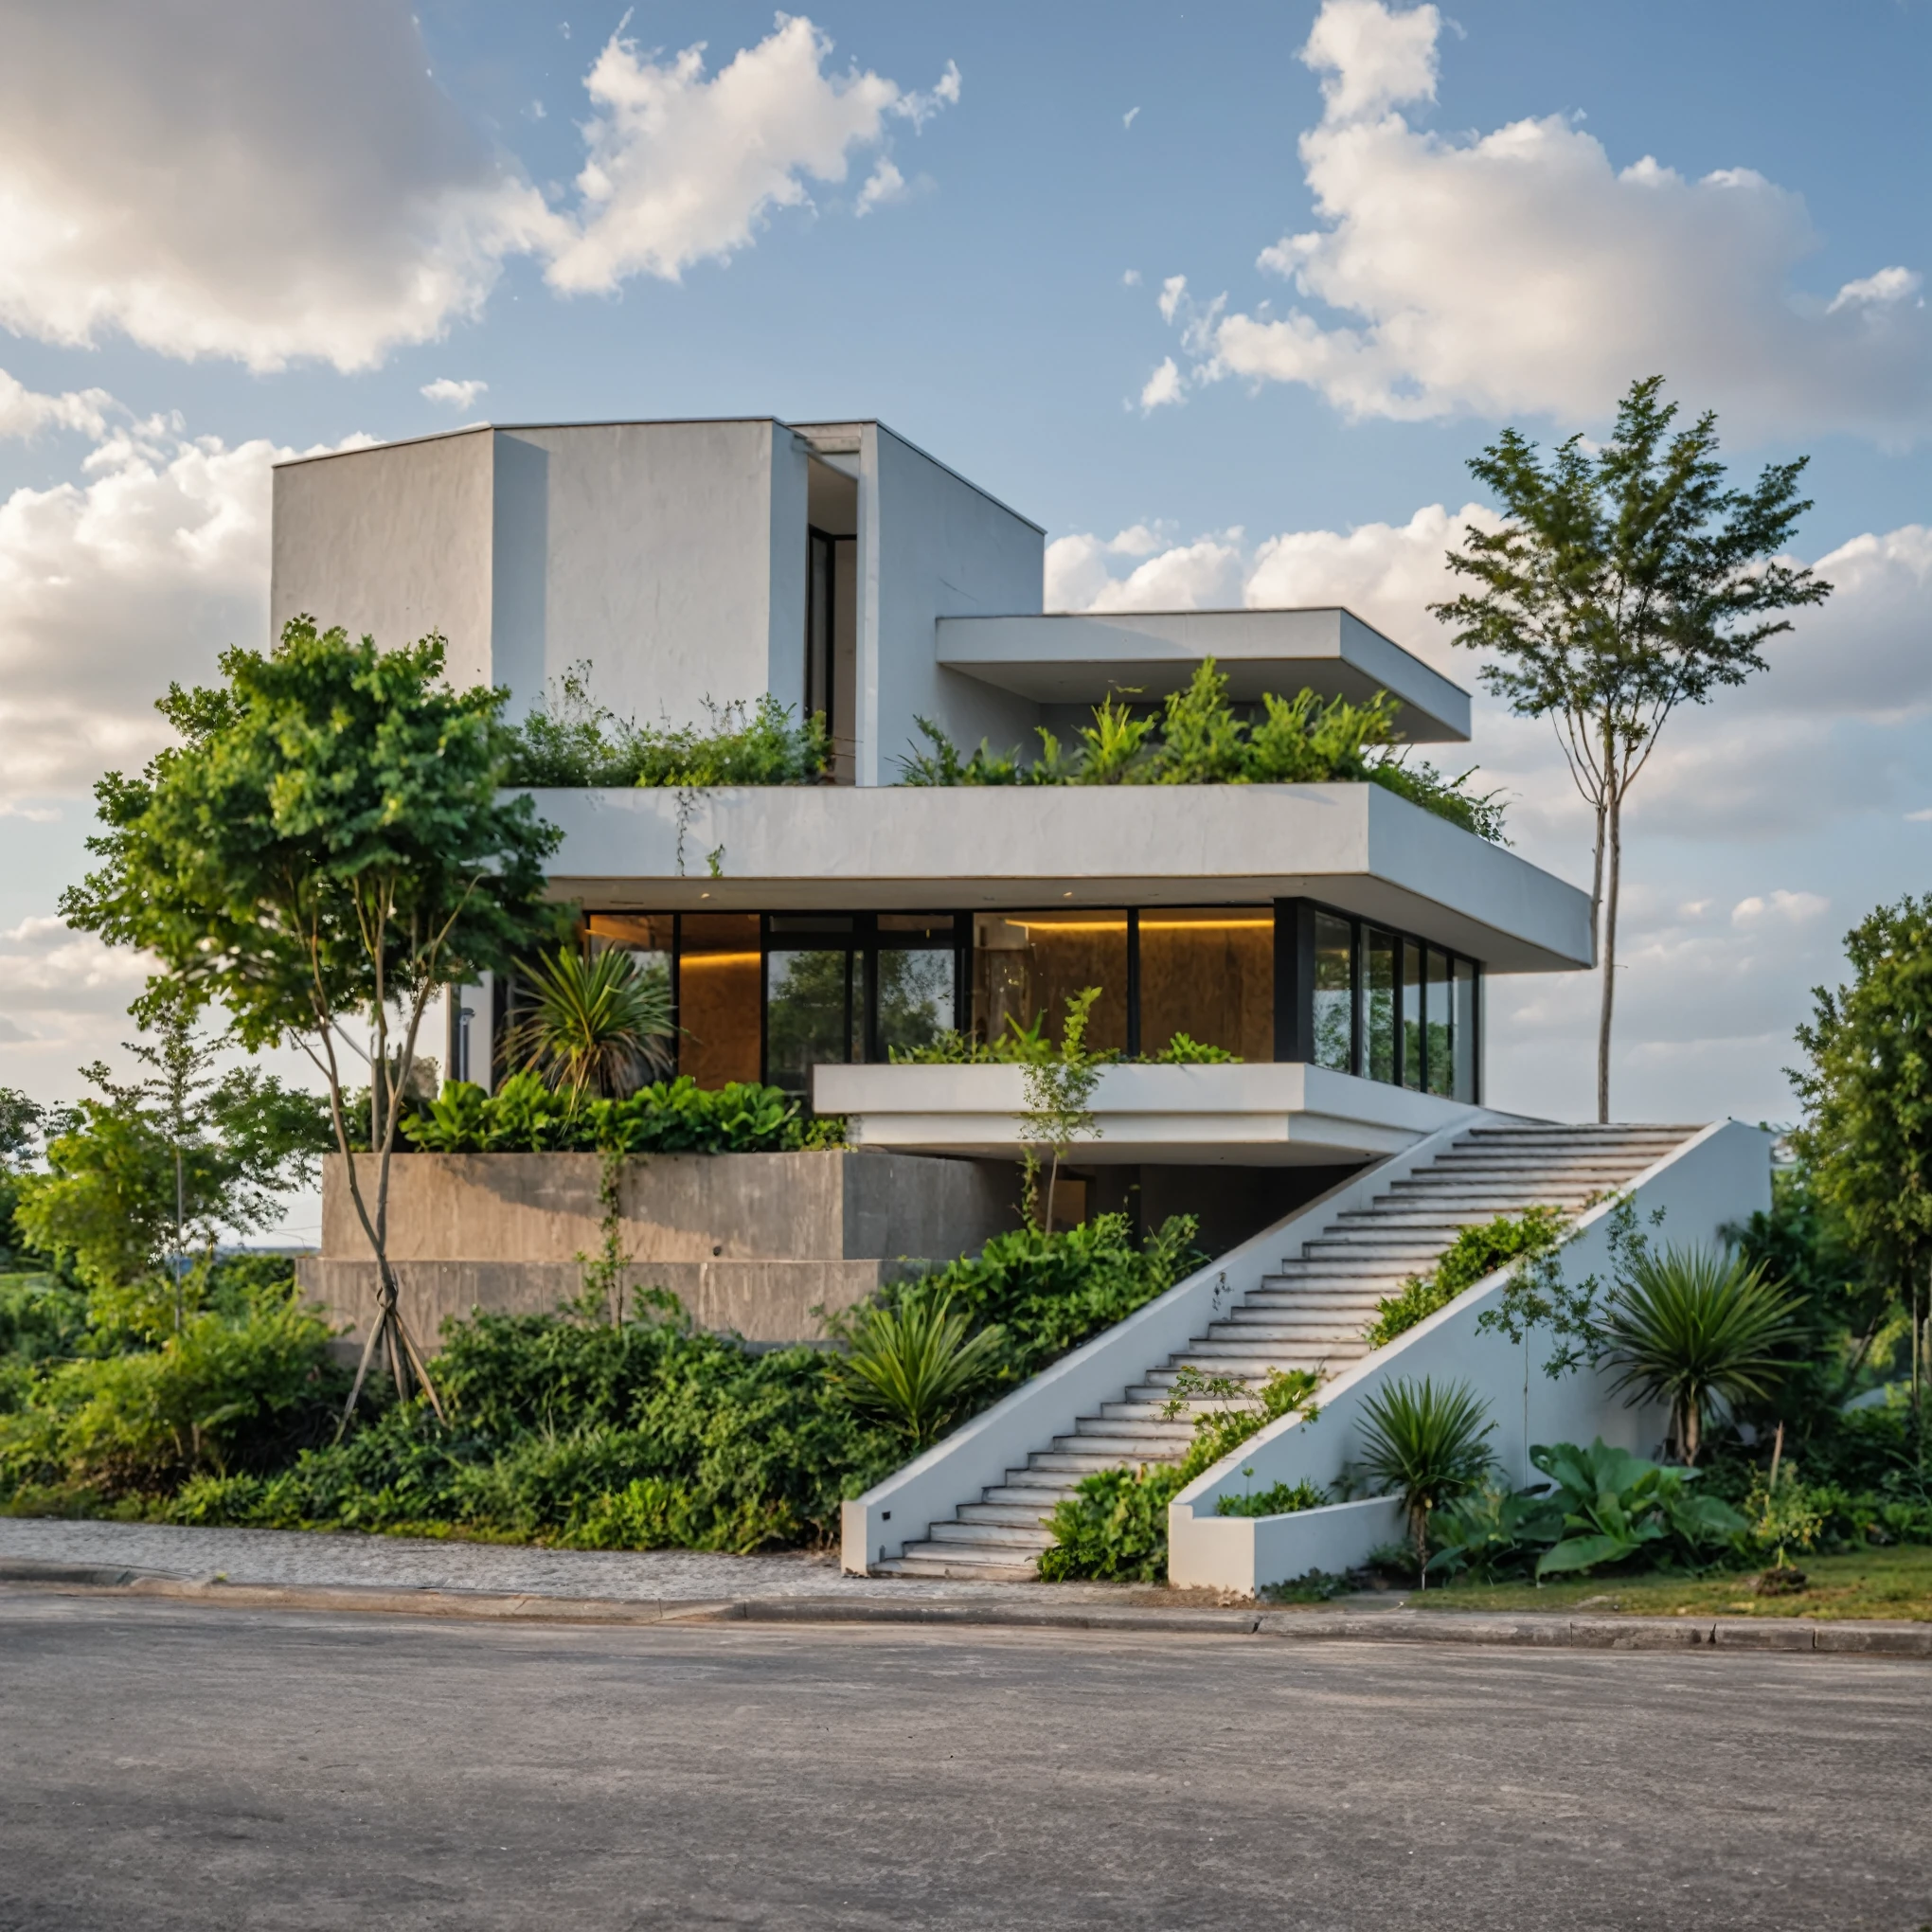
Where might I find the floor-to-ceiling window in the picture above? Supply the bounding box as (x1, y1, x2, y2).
(571, 900, 1477, 1105)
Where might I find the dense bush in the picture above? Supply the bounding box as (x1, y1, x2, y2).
(504, 671, 828, 788)
(888, 1211, 1201, 1387)
(888, 1023, 1240, 1067)
(897, 661, 1508, 842)
(1363, 1207, 1566, 1350)
(401, 1073, 843, 1155)
(1429, 1438, 1748, 1582)
(1038, 1367, 1322, 1582)
(3, 1216, 1201, 1551)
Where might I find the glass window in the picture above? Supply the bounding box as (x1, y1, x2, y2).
(1312, 912, 1354, 1072)
(1401, 939, 1424, 1087)
(582, 913, 675, 1087)
(765, 949, 852, 1099)
(1138, 907, 1274, 1061)
(678, 913, 760, 1088)
(1365, 929, 1396, 1083)
(1454, 958, 1478, 1102)
(876, 947, 956, 1059)
(1426, 949, 1455, 1097)
(973, 911, 1129, 1055)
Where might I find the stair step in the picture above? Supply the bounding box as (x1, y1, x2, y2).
(928, 1519, 1055, 1550)
(880, 1550, 1039, 1581)
(958, 1501, 1059, 1529)
(1051, 1432, 1188, 1459)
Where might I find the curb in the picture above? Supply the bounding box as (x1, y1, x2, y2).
(2, 1563, 1928, 1656)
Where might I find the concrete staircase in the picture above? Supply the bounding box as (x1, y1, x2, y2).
(876, 1122, 1701, 1580)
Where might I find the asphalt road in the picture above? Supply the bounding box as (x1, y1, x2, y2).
(2, 1592, 1927, 1932)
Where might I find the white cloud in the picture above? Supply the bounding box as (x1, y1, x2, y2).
(0, 404, 375, 798)
(0, 0, 558, 373)
(855, 158, 908, 218)
(0, 9, 952, 372)
(1171, 0, 1932, 440)
(420, 377, 489, 411)
(1122, 269, 1142, 287)
(545, 18, 957, 291)
(1731, 890, 1830, 928)
(1158, 275, 1188, 325)
(1124, 106, 1141, 130)
(0, 369, 115, 442)
(0, 915, 152, 1047)
(1138, 357, 1184, 412)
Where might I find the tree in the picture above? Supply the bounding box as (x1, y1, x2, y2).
(15, 997, 331, 1338)
(63, 617, 561, 1418)
(1017, 987, 1107, 1234)
(1791, 896, 1932, 1415)
(1431, 376, 1830, 1119)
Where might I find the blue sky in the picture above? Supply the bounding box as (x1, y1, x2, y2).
(2, 0, 1930, 1175)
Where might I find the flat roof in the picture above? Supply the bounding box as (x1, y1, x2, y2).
(938, 607, 1472, 742)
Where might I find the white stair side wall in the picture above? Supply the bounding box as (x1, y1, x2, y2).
(840, 1112, 1497, 1573)
(1168, 1118, 1775, 1594)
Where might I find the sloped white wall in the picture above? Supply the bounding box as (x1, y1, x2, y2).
(1168, 1119, 1774, 1594)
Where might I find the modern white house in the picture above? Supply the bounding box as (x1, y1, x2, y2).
(273, 418, 1769, 1588)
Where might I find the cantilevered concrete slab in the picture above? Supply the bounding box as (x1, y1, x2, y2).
(936, 608, 1472, 743)
(528, 778, 1591, 974)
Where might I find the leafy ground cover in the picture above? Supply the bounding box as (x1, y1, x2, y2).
(1411, 1544, 1932, 1621)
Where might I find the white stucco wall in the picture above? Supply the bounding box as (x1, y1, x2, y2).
(855, 423, 1045, 785)
(270, 428, 495, 685)
(271, 420, 809, 727)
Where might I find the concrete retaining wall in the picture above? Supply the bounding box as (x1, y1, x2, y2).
(299, 1150, 1015, 1346)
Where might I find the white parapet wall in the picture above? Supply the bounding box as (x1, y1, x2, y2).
(1168, 1118, 1775, 1595)
(840, 1113, 1494, 1574)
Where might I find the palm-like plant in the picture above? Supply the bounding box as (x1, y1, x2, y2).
(509, 944, 674, 1101)
(834, 1295, 1008, 1449)
(1597, 1244, 1802, 1464)
(1355, 1376, 1496, 1583)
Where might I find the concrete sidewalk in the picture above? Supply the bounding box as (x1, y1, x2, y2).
(3, 1517, 1929, 1655)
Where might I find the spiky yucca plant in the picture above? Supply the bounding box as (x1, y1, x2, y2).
(1598, 1244, 1801, 1464)
(834, 1296, 1007, 1449)
(1355, 1376, 1496, 1583)
(509, 945, 674, 1101)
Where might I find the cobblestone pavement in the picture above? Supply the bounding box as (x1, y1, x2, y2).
(0, 1515, 1125, 1603)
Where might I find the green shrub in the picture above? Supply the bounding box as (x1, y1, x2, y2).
(402, 1073, 818, 1155)
(1145, 1033, 1242, 1065)
(1364, 1206, 1566, 1350)
(1215, 1477, 1330, 1518)
(1039, 1365, 1321, 1582)
(1428, 1437, 1748, 1582)
(1355, 1376, 1496, 1577)
(0, 1291, 343, 1504)
(504, 671, 828, 789)
(830, 1296, 1008, 1448)
(898, 660, 1508, 842)
(891, 1212, 1202, 1386)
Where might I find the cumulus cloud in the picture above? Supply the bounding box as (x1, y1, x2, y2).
(420, 377, 489, 410)
(0, 0, 559, 373)
(0, 917, 151, 1043)
(0, 369, 115, 442)
(1732, 890, 1830, 927)
(0, 400, 374, 798)
(855, 159, 909, 218)
(1168, 0, 1932, 440)
(0, 8, 952, 372)
(1138, 357, 1184, 412)
(545, 20, 957, 291)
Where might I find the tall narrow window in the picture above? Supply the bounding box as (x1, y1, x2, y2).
(1138, 907, 1273, 1060)
(973, 911, 1129, 1055)
(1426, 949, 1454, 1096)
(805, 528, 835, 732)
(765, 950, 852, 1100)
(1312, 911, 1354, 1072)
(678, 914, 761, 1088)
(1454, 958, 1478, 1102)
(1401, 939, 1424, 1087)
(1365, 929, 1397, 1083)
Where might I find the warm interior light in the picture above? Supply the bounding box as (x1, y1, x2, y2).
(679, 951, 762, 966)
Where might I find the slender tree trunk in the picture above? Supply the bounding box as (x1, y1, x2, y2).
(1596, 780, 1623, 1124)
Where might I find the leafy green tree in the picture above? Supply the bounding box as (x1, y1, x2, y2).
(1791, 896, 1932, 1414)
(1018, 987, 1107, 1234)
(62, 617, 560, 1417)
(14, 994, 329, 1337)
(1431, 376, 1830, 1119)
